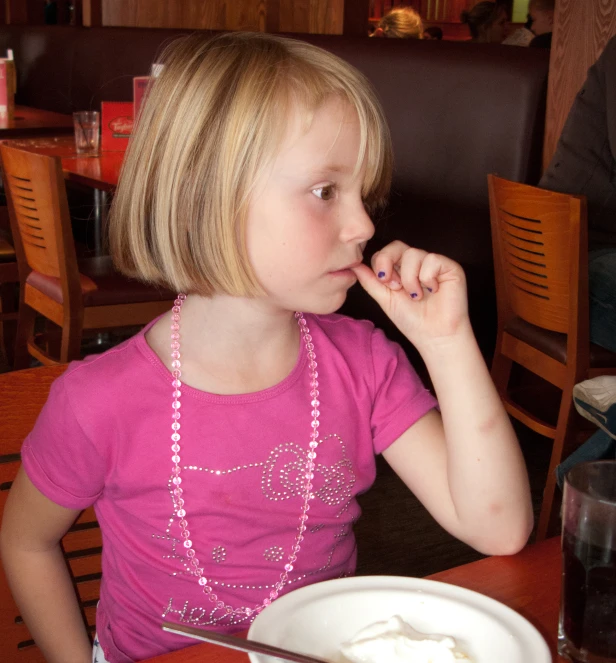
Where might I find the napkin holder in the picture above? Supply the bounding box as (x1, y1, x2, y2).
(101, 101, 134, 152)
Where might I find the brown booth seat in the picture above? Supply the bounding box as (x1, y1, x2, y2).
(0, 25, 550, 369)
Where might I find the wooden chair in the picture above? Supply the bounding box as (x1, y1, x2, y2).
(0, 235, 19, 364)
(0, 204, 19, 365)
(0, 364, 101, 662)
(487, 175, 616, 541)
(0, 143, 174, 368)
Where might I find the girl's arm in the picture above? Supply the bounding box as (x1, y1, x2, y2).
(0, 467, 92, 663)
(352, 244, 533, 556)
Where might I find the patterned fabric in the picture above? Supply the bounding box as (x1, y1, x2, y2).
(92, 635, 110, 663)
(22, 314, 436, 662)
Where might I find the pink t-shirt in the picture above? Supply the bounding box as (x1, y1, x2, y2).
(22, 314, 436, 663)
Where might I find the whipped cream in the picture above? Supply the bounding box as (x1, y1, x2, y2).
(339, 615, 470, 663)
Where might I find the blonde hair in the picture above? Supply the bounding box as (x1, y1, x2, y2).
(109, 32, 393, 297)
(374, 7, 423, 39)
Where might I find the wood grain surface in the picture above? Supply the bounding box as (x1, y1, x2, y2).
(101, 0, 344, 34)
(544, 0, 616, 169)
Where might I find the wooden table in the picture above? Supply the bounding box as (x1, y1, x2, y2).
(0, 134, 122, 191)
(145, 537, 565, 663)
(0, 105, 73, 138)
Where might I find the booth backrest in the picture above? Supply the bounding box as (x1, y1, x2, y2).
(0, 26, 550, 364)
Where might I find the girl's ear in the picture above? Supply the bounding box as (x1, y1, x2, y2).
(372, 27, 385, 38)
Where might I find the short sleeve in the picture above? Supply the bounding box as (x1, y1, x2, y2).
(369, 328, 438, 454)
(21, 375, 105, 510)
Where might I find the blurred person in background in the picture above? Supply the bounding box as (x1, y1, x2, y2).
(540, 36, 616, 352)
(528, 0, 554, 49)
(371, 6, 424, 39)
(423, 26, 444, 40)
(460, 1, 509, 43)
(502, 14, 534, 47)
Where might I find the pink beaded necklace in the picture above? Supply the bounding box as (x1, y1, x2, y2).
(168, 294, 320, 619)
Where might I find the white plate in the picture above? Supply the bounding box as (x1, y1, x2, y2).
(247, 575, 551, 663)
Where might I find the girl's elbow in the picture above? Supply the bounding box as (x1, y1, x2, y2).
(476, 515, 534, 556)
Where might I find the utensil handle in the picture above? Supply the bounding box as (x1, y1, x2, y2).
(161, 622, 328, 663)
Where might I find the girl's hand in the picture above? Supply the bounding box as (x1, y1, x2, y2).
(351, 241, 470, 349)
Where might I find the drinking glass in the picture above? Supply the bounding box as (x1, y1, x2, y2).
(559, 460, 616, 662)
(73, 111, 100, 156)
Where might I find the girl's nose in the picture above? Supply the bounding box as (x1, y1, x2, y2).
(340, 200, 375, 244)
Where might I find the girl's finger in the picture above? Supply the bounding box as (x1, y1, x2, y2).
(418, 253, 461, 294)
(398, 247, 429, 300)
(417, 254, 441, 295)
(351, 263, 403, 306)
(371, 247, 404, 290)
(371, 241, 412, 278)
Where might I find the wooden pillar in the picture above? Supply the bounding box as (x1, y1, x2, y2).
(82, 0, 102, 27)
(543, 0, 616, 169)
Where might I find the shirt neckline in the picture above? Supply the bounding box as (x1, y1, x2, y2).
(133, 314, 310, 404)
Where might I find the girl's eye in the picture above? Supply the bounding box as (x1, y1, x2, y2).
(312, 185, 335, 201)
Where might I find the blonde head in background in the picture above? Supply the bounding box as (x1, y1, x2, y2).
(108, 32, 393, 298)
(372, 6, 424, 39)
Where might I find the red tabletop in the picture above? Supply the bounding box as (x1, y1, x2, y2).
(0, 105, 73, 138)
(144, 536, 564, 663)
(0, 134, 122, 191)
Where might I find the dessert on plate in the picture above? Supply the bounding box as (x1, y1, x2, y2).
(340, 615, 471, 663)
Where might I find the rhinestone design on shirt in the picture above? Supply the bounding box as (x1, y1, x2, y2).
(156, 429, 357, 627)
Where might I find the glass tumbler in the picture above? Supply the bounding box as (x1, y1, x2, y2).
(559, 460, 616, 662)
(73, 110, 100, 156)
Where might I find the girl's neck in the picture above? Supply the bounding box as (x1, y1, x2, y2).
(146, 294, 302, 395)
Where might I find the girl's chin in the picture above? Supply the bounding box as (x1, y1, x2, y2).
(302, 290, 354, 316)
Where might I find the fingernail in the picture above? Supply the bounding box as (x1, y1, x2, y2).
(427, 287, 433, 292)
(411, 293, 418, 299)
(377, 271, 385, 279)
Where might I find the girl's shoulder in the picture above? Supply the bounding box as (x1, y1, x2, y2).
(311, 312, 395, 349)
(310, 312, 405, 372)
(57, 326, 166, 404)
(311, 312, 376, 341)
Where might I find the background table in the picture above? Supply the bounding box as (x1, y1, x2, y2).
(0, 134, 122, 190)
(0, 106, 73, 138)
(144, 536, 564, 663)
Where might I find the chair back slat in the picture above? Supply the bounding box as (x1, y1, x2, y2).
(0, 365, 102, 662)
(488, 176, 583, 334)
(0, 145, 77, 282)
(68, 553, 103, 578)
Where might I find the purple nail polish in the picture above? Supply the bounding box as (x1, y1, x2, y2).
(427, 287, 433, 292)
(377, 271, 385, 279)
(411, 293, 418, 298)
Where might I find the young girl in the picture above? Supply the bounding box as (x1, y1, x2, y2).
(0, 32, 532, 663)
